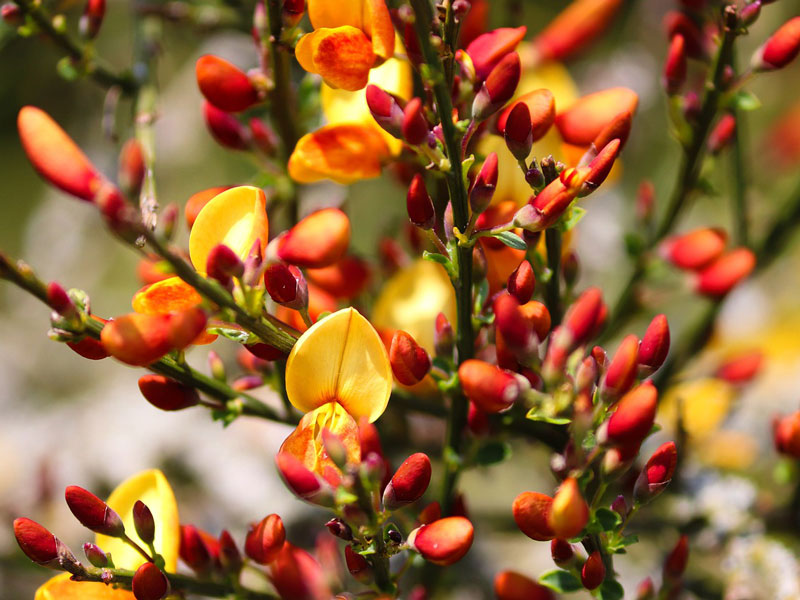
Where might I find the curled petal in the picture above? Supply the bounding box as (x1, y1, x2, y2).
(297, 27, 375, 91)
(285, 308, 392, 422)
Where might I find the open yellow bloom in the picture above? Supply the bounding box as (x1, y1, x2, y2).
(35, 470, 179, 600)
(296, 0, 394, 91)
(280, 308, 392, 479)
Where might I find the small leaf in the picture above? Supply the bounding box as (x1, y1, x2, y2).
(595, 508, 623, 532)
(597, 579, 625, 600)
(731, 90, 761, 112)
(423, 250, 452, 271)
(526, 407, 571, 425)
(538, 569, 582, 593)
(558, 206, 586, 232)
(208, 327, 257, 344)
(56, 56, 82, 81)
(474, 441, 512, 466)
(491, 231, 528, 250)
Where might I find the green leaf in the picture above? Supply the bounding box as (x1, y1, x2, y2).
(608, 534, 639, 553)
(474, 278, 490, 313)
(558, 206, 586, 232)
(474, 441, 512, 466)
(526, 411, 571, 425)
(491, 231, 528, 250)
(56, 56, 82, 81)
(595, 508, 623, 532)
(731, 90, 761, 112)
(423, 251, 452, 274)
(597, 579, 625, 600)
(208, 327, 258, 345)
(538, 570, 583, 593)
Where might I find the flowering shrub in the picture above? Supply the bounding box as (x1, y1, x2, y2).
(2, 0, 800, 599)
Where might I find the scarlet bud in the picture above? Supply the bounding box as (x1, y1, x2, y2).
(325, 518, 353, 541)
(408, 517, 474, 566)
(196, 55, 259, 113)
(512, 492, 554, 541)
(468, 152, 499, 214)
(276, 452, 334, 506)
(466, 26, 526, 81)
(458, 359, 520, 413)
(494, 570, 556, 600)
(132, 500, 155, 545)
(1, 3, 22, 26)
(602, 334, 640, 400)
(715, 350, 763, 383)
(281, 0, 304, 27)
(593, 110, 633, 151)
(661, 227, 727, 270)
(638, 314, 670, 374)
(532, 0, 623, 62)
(695, 248, 755, 297)
(407, 174, 435, 229)
(550, 538, 574, 566)
(68, 335, 110, 360)
(345, 545, 371, 581)
(80, 0, 105, 39)
(383, 453, 432, 510)
(663, 34, 687, 95)
(753, 17, 800, 71)
(402, 97, 429, 145)
(636, 577, 656, 600)
(179, 524, 214, 572)
(581, 551, 605, 590)
(118, 138, 145, 198)
(206, 244, 245, 283)
(496, 89, 555, 143)
(774, 412, 800, 458)
(83, 542, 109, 567)
(707, 113, 736, 154)
(390, 331, 431, 386)
(138, 374, 200, 411)
(504, 103, 533, 161)
(580, 138, 620, 196)
(219, 530, 243, 573)
(563, 287, 605, 348)
(603, 382, 658, 446)
(65, 485, 125, 537)
(367, 84, 404, 138)
(202, 101, 249, 150)
(634, 441, 677, 503)
(265, 262, 308, 309)
(547, 477, 589, 539)
(507, 260, 535, 304)
(555, 88, 638, 146)
(13, 518, 59, 565)
(46, 282, 76, 316)
(434, 312, 454, 357)
(277, 208, 350, 269)
(494, 293, 535, 355)
(664, 11, 705, 58)
(663, 534, 689, 580)
(132, 562, 169, 600)
(473, 53, 521, 121)
(245, 514, 286, 564)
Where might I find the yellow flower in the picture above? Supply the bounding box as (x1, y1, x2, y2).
(280, 308, 392, 480)
(35, 470, 180, 600)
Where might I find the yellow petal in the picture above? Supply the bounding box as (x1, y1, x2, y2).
(95, 469, 180, 572)
(308, 0, 364, 30)
(132, 276, 203, 315)
(660, 377, 736, 439)
(36, 573, 133, 600)
(285, 307, 392, 422)
(188, 186, 268, 274)
(295, 32, 319, 76)
(372, 259, 457, 354)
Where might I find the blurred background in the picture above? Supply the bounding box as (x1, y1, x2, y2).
(1, 0, 800, 597)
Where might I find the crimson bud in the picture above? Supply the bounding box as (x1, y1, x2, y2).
(196, 55, 259, 113)
(663, 34, 687, 95)
(638, 314, 670, 375)
(663, 534, 689, 580)
(245, 514, 285, 564)
(132, 563, 169, 600)
(473, 53, 521, 121)
(507, 260, 535, 304)
(601, 334, 640, 400)
(206, 244, 245, 283)
(138, 375, 200, 411)
(402, 97, 429, 145)
(383, 452, 432, 510)
(512, 491, 554, 541)
(408, 517, 474, 566)
(65, 486, 125, 537)
(202, 102, 249, 150)
(13, 518, 61, 566)
(695, 247, 755, 297)
(753, 17, 800, 71)
(581, 551, 605, 590)
(458, 359, 520, 413)
(602, 382, 658, 446)
(504, 103, 533, 160)
(634, 441, 677, 503)
(470, 152, 498, 214)
(366, 85, 404, 139)
(133, 500, 155, 545)
(407, 174, 435, 229)
(390, 331, 431, 386)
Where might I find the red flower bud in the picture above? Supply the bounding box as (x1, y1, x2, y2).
(634, 441, 677, 503)
(132, 562, 169, 600)
(383, 453, 432, 510)
(470, 152, 498, 214)
(576, 356, 599, 392)
(196, 55, 259, 113)
(119, 138, 145, 197)
(83, 542, 109, 567)
(277, 208, 350, 269)
(715, 350, 763, 383)
(179, 524, 215, 572)
(547, 477, 589, 539)
(473, 52, 521, 121)
(496, 89, 555, 142)
(265, 263, 307, 309)
(345, 545, 371, 581)
(555, 88, 638, 146)
(512, 491, 554, 541)
(581, 551, 605, 590)
(563, 287, 605, 348)
(661, 227, 727, 270)
(594, 110, 633, 151)
(458, 359, 520, 413)
(407, 174, 435, 229)
(638, 314, 670, 374)
(695, 247, 755, 297)
(1, 3, 23, 26)
(504, 103, 533, 161)
(13, 518, 59, 565)
(602, 334, 640, 400)
(269, 542, 332, 600)
(466, 26, 526, 81)
(664, 11, 705, 58)
(637, 577, 656, 600)
(774, 411, 800, 458)
(434, 312, 455, 357)
(753, 17, 800, 71)
(218, 530, 243, 573)
(550, 538, 574, 566)
(664, 34, 687, 95)
(707, 113, 736, 154)
(603, 382, 658, 446)
(46, 282, 75, 316)
(390, 331, 431, 386)
(532, 0, 623, 62)
(494, 570, 556, 600)
(507, 260, 535, 304)
(663, 534, 689, 580)
(202, 101, 249, 150)
(408, 517, 474, 566)
(245, 514, 285, 564)
(131, 500, 155, 545)
(366, 84, 404, 138)
(281, 0, 304, 27)
(249, 118, 278, 155)
(580, 138, 620, 196)
(276, 452, 334, 506)
(80, 0, 105, 39)
(65, 485, 125, 537)
(402, 97, 429, 146)
(494, 292, 536, 354)
(206, 244, 245, 283)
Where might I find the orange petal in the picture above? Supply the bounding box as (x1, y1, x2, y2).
(533, 0, 623, 62)
(297, 27, 375, 91)
(277, 208, 351, 269)
(363, 0, 394, 61)
(280, 401, 361, 484)
(289, 124, 389, 184)
(132, 276, 203, 315)
(555, 87, 638, 146)
(196, 55, 259, 113)
(305, 255, 370, 299)
(307, 0, 363, 30)
(101, 313, 173, 366)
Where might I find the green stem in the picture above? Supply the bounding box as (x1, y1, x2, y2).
(12, 0, 137, 93)
(265, 0, 300, 154)
(544, 228, 563, 326)
(352, 471, 394, 593)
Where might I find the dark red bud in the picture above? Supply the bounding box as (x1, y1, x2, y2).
(504, 102, 533, 160)
(132, 562, 169, 600)
(507, 259, 535, 304)
(383, 453, 432, 510)
(133, 500, 155, 545)
(581, 551, 605, 590)
(407, 173, 435, 229)
(65, 485, 125, 537)
(402, 97, 429, 145)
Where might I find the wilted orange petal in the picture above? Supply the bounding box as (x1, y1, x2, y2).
(555, 87, 638, 146)
(18, 106, 105, 202)
(288, 124, 389, 184)
(296, 27, 375, 91)
(278, 208, 351, 269)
